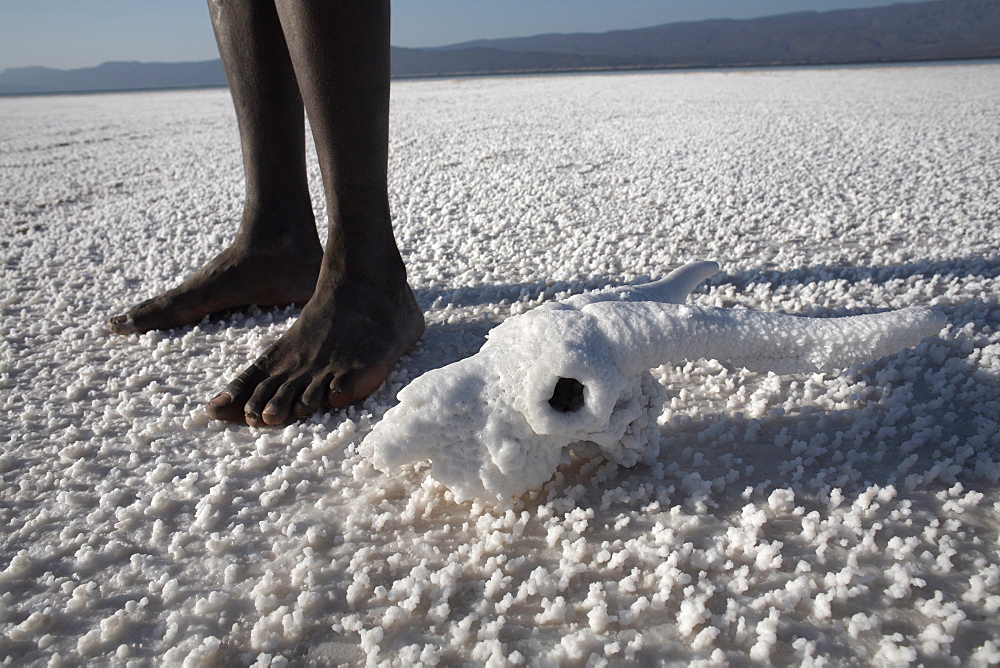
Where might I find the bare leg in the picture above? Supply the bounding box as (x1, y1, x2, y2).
(108, 0, 322, 334)
(206, 0, 424, 426)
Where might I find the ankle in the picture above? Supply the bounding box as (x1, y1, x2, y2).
(323, 234, 406, 286)
(233, 232, 322, 260)
(234, 204, 322, 258)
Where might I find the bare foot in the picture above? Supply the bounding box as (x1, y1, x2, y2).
(205, 272, 425, 426)
(108, 241, 322, 334)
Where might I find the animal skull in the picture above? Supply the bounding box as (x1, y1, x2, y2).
(364, 261, 945, 502)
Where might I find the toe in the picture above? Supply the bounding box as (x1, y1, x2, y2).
(109, 296, 178, 335)
(329, 364, 392, 408)
(261, 377, 308, 425)
(129, 294, 207, 334)
(130, 295, 187, 332)
(207, 362, 267, 421)
(244, 376, 287, 427)
(108, 313, 137, 335)
(296, 371, 336, 416)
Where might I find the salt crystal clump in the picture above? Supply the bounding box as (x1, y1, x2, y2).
(366, 261, 945, 501)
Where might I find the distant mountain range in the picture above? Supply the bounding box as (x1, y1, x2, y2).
(0, 60, 227, 96)
(2, 0, 998, 95)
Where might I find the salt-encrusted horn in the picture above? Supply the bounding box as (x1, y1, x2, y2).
(562, 260, 721, 309)
(589, 298, 945, 376)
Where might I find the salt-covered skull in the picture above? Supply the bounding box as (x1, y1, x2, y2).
(364, 261, 945, 502)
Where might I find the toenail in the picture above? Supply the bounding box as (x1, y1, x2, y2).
(209, 393, 233, 407)
(245, 410, 260, 421)
(108, 314, 136, 333)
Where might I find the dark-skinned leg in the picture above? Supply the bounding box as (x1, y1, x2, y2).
(207, 0, 424, 426)
(108, 0, 322, 334)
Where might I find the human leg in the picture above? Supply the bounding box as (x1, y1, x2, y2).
(206, 0, 424, 426)
(108, 0, 322, 334)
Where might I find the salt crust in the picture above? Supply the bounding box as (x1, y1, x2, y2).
(2, 64, 999, 665)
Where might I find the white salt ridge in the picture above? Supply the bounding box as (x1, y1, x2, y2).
(2, 64, 999, 665)
(366, 261, 943, 501)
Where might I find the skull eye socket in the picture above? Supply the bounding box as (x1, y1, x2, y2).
(548, 377, 585, 413)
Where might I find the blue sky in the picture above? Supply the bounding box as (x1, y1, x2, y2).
(1, 0, 910, 71)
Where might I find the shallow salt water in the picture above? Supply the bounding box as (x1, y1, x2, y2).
(1, 64, 999, 665)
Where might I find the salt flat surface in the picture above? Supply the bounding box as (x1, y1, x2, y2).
(2, 64, 999, 665)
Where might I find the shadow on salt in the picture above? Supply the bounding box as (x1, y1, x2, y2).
(715, 254, 1000, 292)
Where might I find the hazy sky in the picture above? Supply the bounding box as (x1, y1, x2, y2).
(1, 0, 913, 71)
